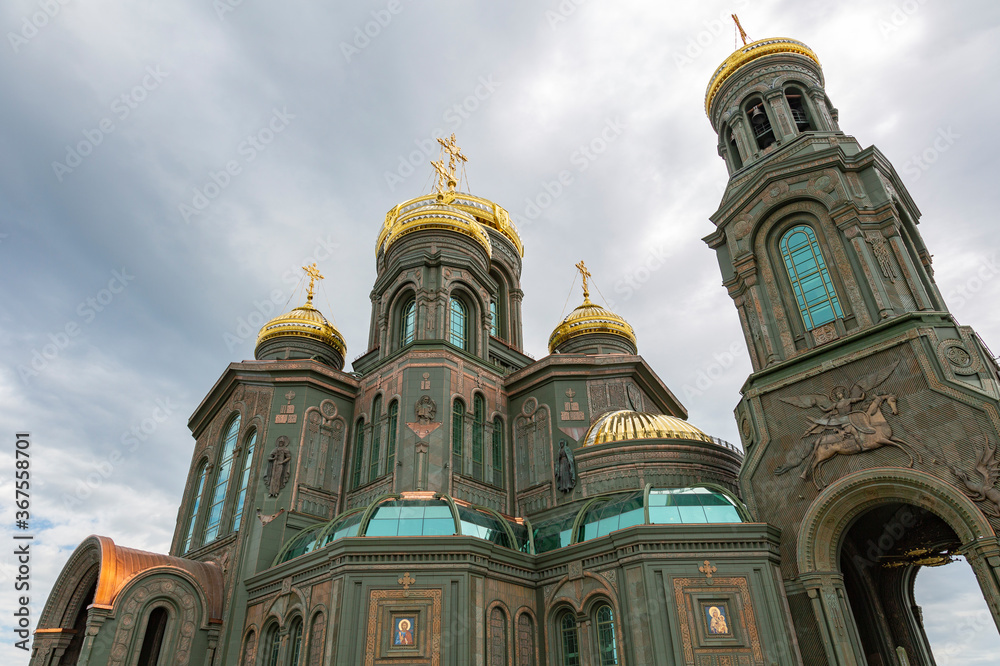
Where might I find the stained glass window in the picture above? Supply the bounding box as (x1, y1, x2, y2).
(472, 395, 485, 480)
(386, 401, 398, 473)
(401, 299, 416, 345)
(182, 462, 209, 553)
(369, 396, 382, 482)
(232, 430, 256, 532)
(780, 225, 843, 330)
(596, 605, 618, 665)
(204, 415, 240, 542)
(492, 417, 504, 487)
(351, 419, 365, 488)
(560, 613, 580, 666)
(450, 297, 467, 349)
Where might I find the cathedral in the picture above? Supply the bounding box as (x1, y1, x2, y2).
(30, 30, 1000, 666)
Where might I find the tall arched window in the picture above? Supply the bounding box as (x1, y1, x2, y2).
(449, 297, 467, 349)
(386, 401, 399, 473)
(351, 419, 366, 488)
(369, 396, 383, 482)
(489, 300, 498, 338)
(288, 618, 304, 666)
(204, 415, 241, 542)
(241, 630, 256, 666)
(595, 604, 618, 666)
(232, 430, 256, 532)
(182, 462, 209, 553)
(136, 606, 169, 666)
(401, 298, 416, 346)
(492, 417, 504, 487)
(780, 225, 844, 330)
(452, 399, 465, 471)
(265, 625, 281, 666)
(472, 395, 485, 480)
(559, 612, 580, 666)
(489, 606, 508, 666)
(308, 613, 326, 665)
(745, 97, 775, 150)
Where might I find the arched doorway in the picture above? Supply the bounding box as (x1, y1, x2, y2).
(796, 468, 1000, 666)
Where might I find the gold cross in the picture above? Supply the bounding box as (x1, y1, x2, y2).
(431, 159, 451, 193)
(302, 263, 324, 304)
(433, 133, 467, 193)
(575, 260, 592, 301)
(699, 560, 717, 582)
(398, 572, 416, 590)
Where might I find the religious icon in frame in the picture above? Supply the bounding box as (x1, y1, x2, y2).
(704, 604, 730, 635)
(393, 616, 416, 646)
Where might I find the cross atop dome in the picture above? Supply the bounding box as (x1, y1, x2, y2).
(575, 260, 592, 302)
(302, 262, 324, 304)
(433, 133, 467, 194)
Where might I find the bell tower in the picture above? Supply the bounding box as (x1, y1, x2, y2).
(704, 25, 1000, 666)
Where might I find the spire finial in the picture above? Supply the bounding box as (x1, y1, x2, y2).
(302, 262, 324, 305)
(732, 14, 749, 47)
(575, 260, 592, 302)
(433, 133, 467, 193)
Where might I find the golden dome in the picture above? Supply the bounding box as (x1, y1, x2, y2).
(705, 37, 821, 115)
(584, 410, 709, 447)
(377, 192, 522, 258)
(256, 302, 347, 357)
(548, 297, 637, 353)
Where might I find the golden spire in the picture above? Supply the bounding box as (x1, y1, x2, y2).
(575, 260, 592, 302)
(302, 262, 324, 305)
(732, 14, 749, 46)
(433, 133, 467, 193)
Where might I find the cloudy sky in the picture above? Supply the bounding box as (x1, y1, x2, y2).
(1, 0, 999, 662)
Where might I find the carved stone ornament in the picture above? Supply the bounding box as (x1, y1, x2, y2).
(951, 437, 1000, 517)
(626, 384, 643, 411)
(415, 395, 436, 424)
(774, 360, 922, 489)
(262, 436, 292, 497)
(865, 231, 897, 281)
(554, 440, 576, 493)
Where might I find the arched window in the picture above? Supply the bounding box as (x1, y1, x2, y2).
(386, 401, 399, 473)
(472, 395, 485, 480)
(595, 604, 618, 666)
(559, 612, 580, 666)
(780, 225, 844, 330)
(452, 399, 465, 471)
(489, 606, 508, 665)
(401, 298, 416, 346)
(745, 97, 775, 150)
(308, 613, 326, 665)
(492, 417, 504, 487)
(136, 606, 169, 666)
(489, 300, 498, 338)
(204, 415, 240, 542)
(449, 297, 467, 349)
(288, 618, 304, 666)
(182, 462, 209, 553)
(241, 630, 256, 666)
(265, 625, 281, 666)
(369, 396, 383, 482)
(722, 122, 743, 171)
(784, 85, 813, 132)
(232, 430, 256, 532)
(517, 613, 536, 666)
(351, 419, 366, 489)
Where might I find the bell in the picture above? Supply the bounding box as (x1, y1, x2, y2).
(751, 105, 763, 120)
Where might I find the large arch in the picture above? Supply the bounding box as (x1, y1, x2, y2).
(796, 468, 1000, 666)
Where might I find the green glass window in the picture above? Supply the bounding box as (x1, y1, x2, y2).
(401, 298, 416, 345)
(560, 613, 580, 666)
(386, 401, 398, 473)
(182, 462, 209, 553)
(452, 400, 465, 466)
(577, 492, 644, 543)
(232, 430, 256, 532)
(369, 396, 382, 482)
(472, 395, 485, 480)
(780, 225, 843, 330)
(266, 626, 280, 666)
(492, 417, 504, 487)
(532, 503, 578, 554)
(595, 605, 618, 665)
(490, 300, 498, 337)
(450, 297, 467, 349)
(204, 415, 240, 542)
(458, 506, 512, 549)
(351, 419, 365, 489)
(320, 510, 364, 547)
(281, 526, 323, 562)
(288, 619, 303, 666)
(363, 500, 457, 537)
(647, 488, 743, 524)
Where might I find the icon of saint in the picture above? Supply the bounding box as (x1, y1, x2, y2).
(708, 606, 729, 634)
(394, 618, 414, 646)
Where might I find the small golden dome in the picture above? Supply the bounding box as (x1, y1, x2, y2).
(256, 302, 347, 357)
(548, 297, 637, 354)
(377, 193, 522, 258)
(584, 410, 709, 447)
(705, 37, 821, 116)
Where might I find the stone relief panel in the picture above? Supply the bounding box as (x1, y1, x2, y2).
(514, 400, 551, 490)
(587, 379, 648, 421)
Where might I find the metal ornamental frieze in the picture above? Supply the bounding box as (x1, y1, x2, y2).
(774, 360, 921, 489)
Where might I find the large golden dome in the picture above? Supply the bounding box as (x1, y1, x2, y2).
(256, 302, 347, 357)
(705, 37, 821, 115)
(548, 297, 637, 354)
(584, 410, 709, 447)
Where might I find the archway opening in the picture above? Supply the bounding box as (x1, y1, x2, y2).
(915, 557, 1000, 665)
(61, 578, 96, 666)
(839, 501, 998, 665)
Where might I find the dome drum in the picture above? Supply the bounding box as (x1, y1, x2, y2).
(254, 302, 347, 370)
(549, 299, 637, 355)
